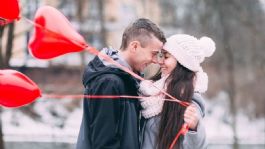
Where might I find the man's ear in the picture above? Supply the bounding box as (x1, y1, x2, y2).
(128, 40, 141, 53)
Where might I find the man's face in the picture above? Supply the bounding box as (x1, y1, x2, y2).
(132, 37, 163, 72)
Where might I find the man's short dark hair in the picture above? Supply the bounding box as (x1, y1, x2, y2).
(120, 18, 166, 50)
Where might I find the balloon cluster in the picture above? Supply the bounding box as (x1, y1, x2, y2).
(0, 1, 88, 107)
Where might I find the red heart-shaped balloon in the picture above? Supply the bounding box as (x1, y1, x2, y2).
(28, 6, 87, 59)
(0, 0, 20, 20)
(0, 70, 41, 108)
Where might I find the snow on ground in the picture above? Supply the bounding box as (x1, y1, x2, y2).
(204, 91, 265, 144)
(1, 91, 264, 145)
(1, 97, 82, 143)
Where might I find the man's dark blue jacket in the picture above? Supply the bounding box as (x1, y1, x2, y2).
(76, 56, 140, 149)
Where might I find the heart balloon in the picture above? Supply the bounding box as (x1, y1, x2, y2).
(0, 70, 41, 108)
(28, 6, 87, 59)
(0, 0, 20, 20)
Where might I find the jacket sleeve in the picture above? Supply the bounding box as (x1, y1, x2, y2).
(182, 93, 208, 149)
(86, 75, 125, 149)
(141, 116, 160, 149)
(182, 119, 208, 149)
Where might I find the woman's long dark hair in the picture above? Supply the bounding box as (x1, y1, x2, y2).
(156, 63, 195, 149)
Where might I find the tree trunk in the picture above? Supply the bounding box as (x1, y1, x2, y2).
(76, 0, 87, 68)
(0, 108, 4, 149)
(0, 23, 15, 149)
(215, 0, 239, 148)
(0, 23, 6, 149)
(0, 26, 5, 68)
(98, 0, 107, 48)
(4, 22, 15, 68)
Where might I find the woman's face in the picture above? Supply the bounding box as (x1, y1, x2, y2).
(159, 52, 177, 75)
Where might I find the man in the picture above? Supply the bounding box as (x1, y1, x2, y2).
(76, 18, 166, 149)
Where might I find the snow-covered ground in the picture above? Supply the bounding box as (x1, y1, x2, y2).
(1, 91, 264, 149)
(204, 91, 265, 145)
(2, 98, 82, 144)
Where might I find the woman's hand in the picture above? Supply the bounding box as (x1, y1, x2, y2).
(184, 104, 199, 130)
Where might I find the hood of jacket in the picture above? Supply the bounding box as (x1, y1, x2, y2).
(82, 47, 138, 87)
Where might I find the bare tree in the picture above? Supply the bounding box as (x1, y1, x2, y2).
(0, 17, 16, 149)
(98, 0, 107, 47)
(0, 25, 4, 68)
(0, 22, 15, 69)
(200, 0, 240, 148)
(200, 0, 265, 148)
(159, 0, 265, 147)
(0, 23, 8, 149)
(0, 108, 4, 149)
(76, 0, 87, 68)
(0, 22, 15, 149)
(216, 7, 238, 149)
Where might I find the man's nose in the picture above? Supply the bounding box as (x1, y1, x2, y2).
(151, 56, 158, 63)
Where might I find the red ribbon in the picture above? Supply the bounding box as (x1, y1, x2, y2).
(169, 123, 189, 149)
(43, 94, 190, 149)
(24, 16, 189, 107)
(22, 9, 191, 147)
(42, 94, 188, 104)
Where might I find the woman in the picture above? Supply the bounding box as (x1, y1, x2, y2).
(139, 34, 215, 149)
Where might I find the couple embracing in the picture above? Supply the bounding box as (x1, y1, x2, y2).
(76, 18, 215, 149)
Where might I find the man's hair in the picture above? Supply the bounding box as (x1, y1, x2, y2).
(120, 18, 166, 50)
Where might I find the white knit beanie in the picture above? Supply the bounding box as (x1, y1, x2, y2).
(163, 34, 216, 93)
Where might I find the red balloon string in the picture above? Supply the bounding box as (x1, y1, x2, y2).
(89, 50, 190, 107)
(42, 94, 188, 104)
(43, 93, 190, 149)
(0, 6, 193, 147)
(23, 9, 190, 147)
(23, 16, 189, 107)
(42, 94, 143, 100)
(169, 123, 189, 149)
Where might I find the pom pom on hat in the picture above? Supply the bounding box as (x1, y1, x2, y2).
(199, 36, 216, 57)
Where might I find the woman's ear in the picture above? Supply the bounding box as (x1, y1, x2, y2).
(193, 74, 197, 87)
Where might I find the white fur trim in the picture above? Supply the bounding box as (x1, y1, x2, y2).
(139, 75, 168, 96)
(139, 76, 168, 118)
(140, 95, 164, 118)
(195, 67, 208, 93)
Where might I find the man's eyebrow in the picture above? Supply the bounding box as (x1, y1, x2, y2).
(152, 50, 160, 54)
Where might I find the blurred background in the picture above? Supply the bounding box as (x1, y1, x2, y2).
(0, 0, 264, 149)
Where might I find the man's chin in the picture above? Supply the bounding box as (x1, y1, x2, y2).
(140, 66, 147, 73)
(131, 67, 142, 74)
(132, 65, 147, 74)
